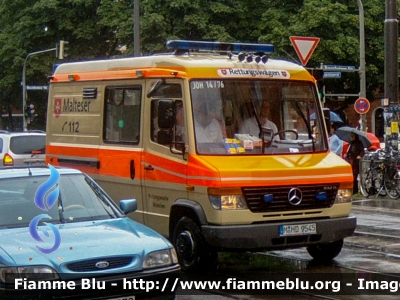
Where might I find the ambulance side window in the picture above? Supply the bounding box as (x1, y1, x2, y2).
(151, 100, 184, 146)
(149, 82, 183, 146)
(103, 86, 141, 144)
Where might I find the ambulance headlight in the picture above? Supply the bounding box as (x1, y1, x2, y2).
(335, 189, 352, 203)
(208, 188, 247, 210)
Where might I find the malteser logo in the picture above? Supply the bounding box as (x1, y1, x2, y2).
(54, 98, 62, 118)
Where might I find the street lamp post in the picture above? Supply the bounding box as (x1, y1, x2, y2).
(357, 0, 367, 132)
(384, 0, 398, 150)
(22, 48, 56, 131)
(133, 0, 140, 57)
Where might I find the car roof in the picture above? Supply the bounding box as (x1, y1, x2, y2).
(0, 166, 82, 178)
(0, 130, 45, 136)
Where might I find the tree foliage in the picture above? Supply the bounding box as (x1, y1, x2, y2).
(0, 0, 392, 121)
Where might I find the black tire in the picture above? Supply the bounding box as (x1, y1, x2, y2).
(306, 239, 343, 261)
(359, 168, 385, 197)
(385, 179, 400, 199)
(172, 217, 217, 273)
(359, 169, 372, 197)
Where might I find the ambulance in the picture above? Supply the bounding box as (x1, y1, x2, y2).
(46, 40, 356, 272)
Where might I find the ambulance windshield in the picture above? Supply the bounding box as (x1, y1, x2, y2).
(190, 80, 328, 155)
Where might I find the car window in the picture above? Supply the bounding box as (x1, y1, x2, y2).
(60, 175, 122, 221)
(9, 135, 46, 154)
(0, 137, 3, 153)
(0, 174, 122, 228)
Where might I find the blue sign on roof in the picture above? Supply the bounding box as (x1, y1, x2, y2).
(323, 72, 341, 79)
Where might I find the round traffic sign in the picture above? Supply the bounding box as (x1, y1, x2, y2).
(354, 97, 370, 114)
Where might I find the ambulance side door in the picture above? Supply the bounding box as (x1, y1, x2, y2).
(98, 83, 145, 224)
(142, 80, 188, 237)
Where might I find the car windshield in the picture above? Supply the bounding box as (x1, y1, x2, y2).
(0, 173, 122, 228)
(190, 80, 328, 155)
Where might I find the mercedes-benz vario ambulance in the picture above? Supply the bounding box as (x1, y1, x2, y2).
(46, 40, 356, 272)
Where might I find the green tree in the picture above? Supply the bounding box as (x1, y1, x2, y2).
(0, 0, 392, 125)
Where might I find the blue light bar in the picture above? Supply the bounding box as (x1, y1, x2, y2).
(166, 40, 274, 54)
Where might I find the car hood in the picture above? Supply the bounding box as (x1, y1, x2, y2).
(0, 217, 171, 271)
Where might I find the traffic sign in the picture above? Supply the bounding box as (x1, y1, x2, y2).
(26, 85, 48, 91)
(323, 72, 341, 79)
(289, 36, 320, 66)
(354, 97, 370, 114)
(322, 65, 357, 71)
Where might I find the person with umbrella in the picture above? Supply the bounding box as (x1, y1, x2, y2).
(329, 122, 343, 156)
(343, 132, 365, 194)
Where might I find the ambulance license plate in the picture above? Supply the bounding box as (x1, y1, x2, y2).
(279, 223, 316, 236)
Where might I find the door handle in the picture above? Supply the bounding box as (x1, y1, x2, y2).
(144, 165, 154, 171)
(130, 160, 135, 180)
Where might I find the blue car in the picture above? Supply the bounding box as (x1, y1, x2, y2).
(0, 166, 180, 299)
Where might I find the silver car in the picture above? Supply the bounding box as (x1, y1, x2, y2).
(0, 130, 46, 166)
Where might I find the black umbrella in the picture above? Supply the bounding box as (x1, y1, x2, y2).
(334, 126, 372, 149)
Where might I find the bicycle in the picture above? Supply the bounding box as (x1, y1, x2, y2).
(360, 148, 400, 199)
(359, 149, 387, 197)
(382, 148, 400, 199)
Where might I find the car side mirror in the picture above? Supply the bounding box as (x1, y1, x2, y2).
(120, 199, 137, 214)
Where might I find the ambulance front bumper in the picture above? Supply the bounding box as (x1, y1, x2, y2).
(201, 216, 356, 250)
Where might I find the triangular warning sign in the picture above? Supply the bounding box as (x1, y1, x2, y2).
(289, 36, 320, 66)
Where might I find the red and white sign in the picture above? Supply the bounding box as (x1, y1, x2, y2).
(54, 98, 62, 118)
(289, 36, 320, 66)
(354, 97, 370, 114)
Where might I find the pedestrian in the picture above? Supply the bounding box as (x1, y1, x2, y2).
(343, 133, 365, 194)
(329, 122, 343, 156)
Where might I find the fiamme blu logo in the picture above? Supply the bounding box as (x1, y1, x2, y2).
(28, 165, 61, 254)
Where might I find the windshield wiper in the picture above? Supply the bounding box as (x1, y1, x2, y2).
(249, 99, 270, 154)
(249, 100, 263, 138)
(58, 193, 66, 223)
(293, 101, 315, 152)
(84, 177, 119, 218)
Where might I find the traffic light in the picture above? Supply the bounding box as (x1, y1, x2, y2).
(25, 104, 35, 124)
(56, 40, 69, 59)
(24, 106, 30, 118)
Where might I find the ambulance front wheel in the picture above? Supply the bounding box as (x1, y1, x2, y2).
(306, 239, 343, 261)
(172, 217, 217, 272)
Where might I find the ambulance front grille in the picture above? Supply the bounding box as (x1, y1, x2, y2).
(242, 184, 339, 213)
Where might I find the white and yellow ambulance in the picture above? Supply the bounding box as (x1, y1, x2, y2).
(46, 40, 355, 272)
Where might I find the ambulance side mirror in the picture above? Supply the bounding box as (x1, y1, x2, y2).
(157, 130, 173, 145)
(158, 99, 174, 129)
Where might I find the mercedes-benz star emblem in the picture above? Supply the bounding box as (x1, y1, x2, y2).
(288, 188, 302, 205)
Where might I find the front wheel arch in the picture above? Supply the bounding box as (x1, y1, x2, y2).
(172, 216, 217, 272)
(169, 199, 207, 238)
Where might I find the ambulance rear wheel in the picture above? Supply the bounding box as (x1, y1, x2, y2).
(306, 239, 343, 261)
(172, 217, 217, 272)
